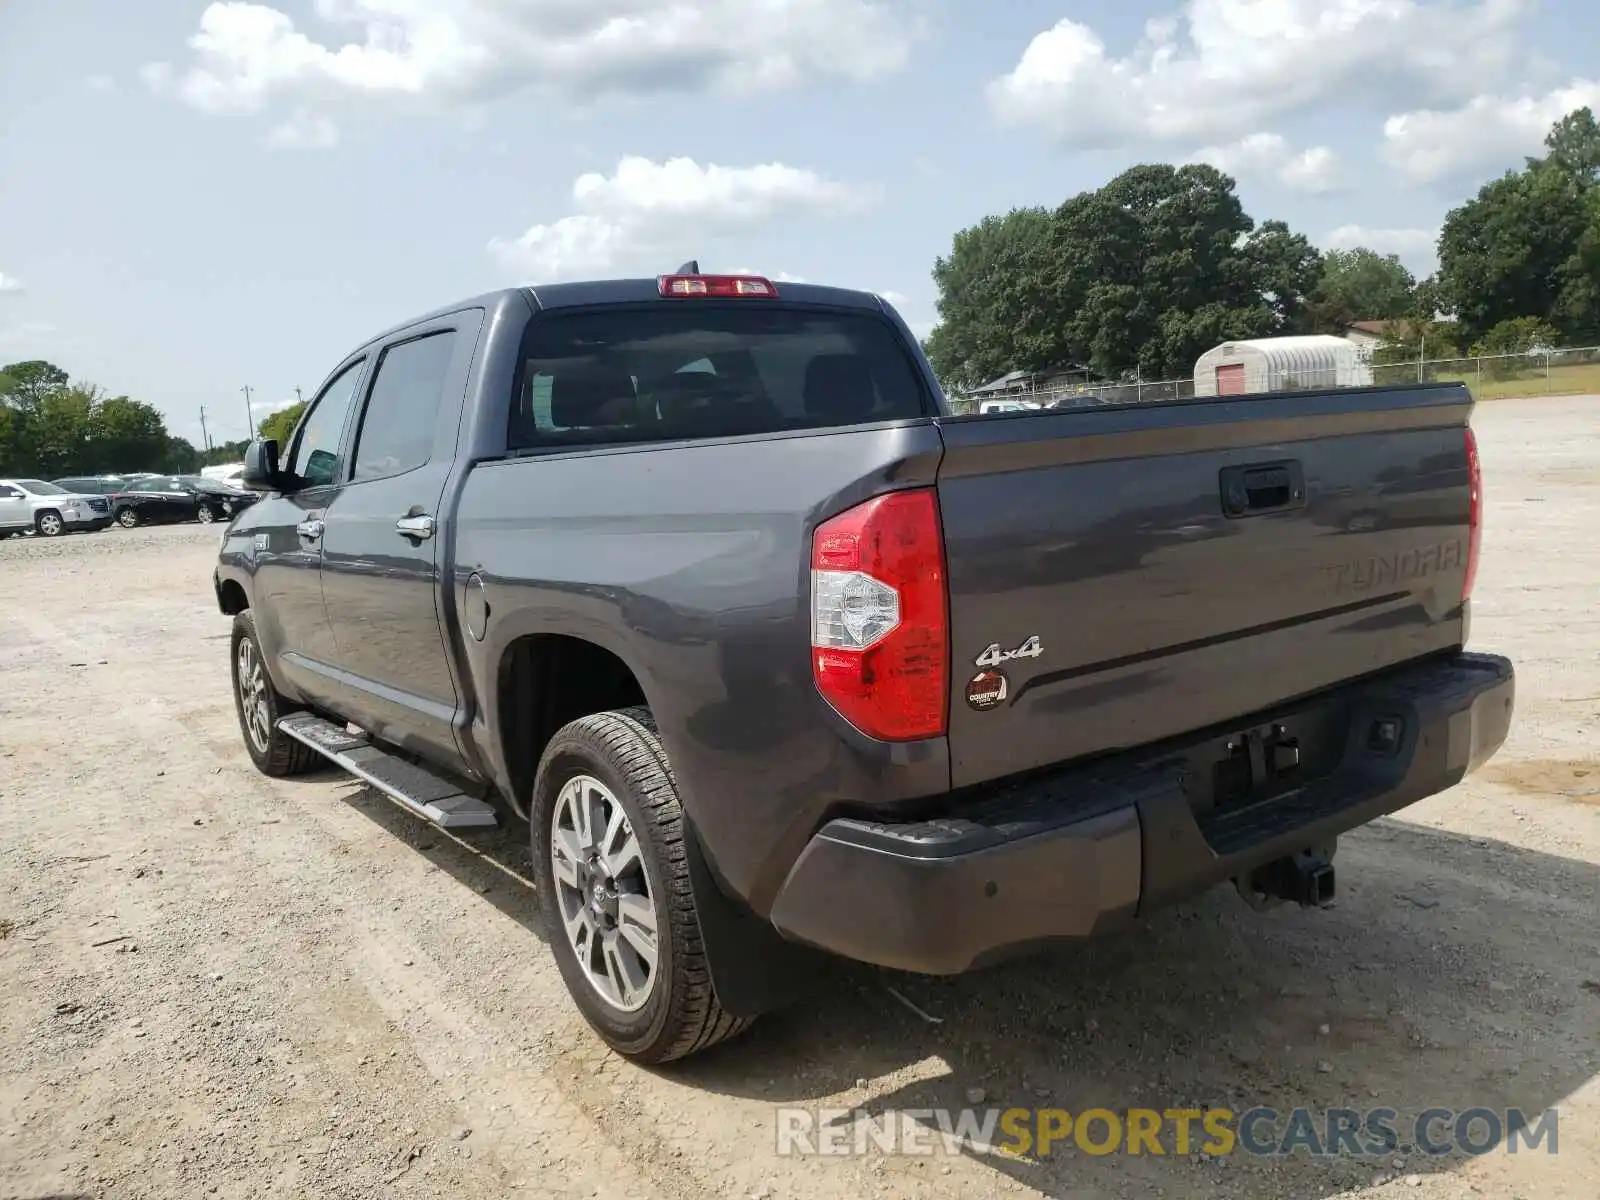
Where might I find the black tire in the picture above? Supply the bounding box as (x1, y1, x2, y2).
(530, 707, 752, 1063)
(230, 611, 322, 777)
(116, 507, 140, 529)
(35, 510, 64, 537)
(197, 504, 216, 524)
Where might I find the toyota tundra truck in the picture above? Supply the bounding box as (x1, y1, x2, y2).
(215, 270, 1514, 1064)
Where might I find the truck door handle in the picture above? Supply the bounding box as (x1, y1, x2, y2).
(296, 519, 324, 541)
(1220, 461, 1305, 517)
(395, 514, 436, 540)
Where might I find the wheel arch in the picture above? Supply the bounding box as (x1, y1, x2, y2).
(216, 577, 249, 615)
(494, 632, 649, 821)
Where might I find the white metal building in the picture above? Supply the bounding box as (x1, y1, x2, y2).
(1193, 335, 1374, 397)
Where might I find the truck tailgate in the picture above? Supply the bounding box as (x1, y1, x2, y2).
(935, 385, 1477, 789)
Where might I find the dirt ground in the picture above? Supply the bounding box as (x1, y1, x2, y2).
(2, 395, 1597, 1200)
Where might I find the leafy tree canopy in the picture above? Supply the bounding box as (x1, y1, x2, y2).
(0, 358, 203, 478)
(258, 400, 306, 448)
(926, 164, 1324, 385)
(1308, 248, 1418, 332)
(1437, 106, 1600, 344)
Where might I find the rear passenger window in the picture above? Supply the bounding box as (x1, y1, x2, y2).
(508, 307, 926, 450)
(352, 331, 458, 481)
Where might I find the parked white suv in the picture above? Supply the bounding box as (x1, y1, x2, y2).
(0, 478, 114, 537)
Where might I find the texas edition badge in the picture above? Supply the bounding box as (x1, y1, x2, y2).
(965, 669, 1008, 711)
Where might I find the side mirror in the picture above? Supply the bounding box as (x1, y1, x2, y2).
(240, 439, 282, 491)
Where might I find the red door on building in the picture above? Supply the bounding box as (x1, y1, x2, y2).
(1215, 363, 1246, 395)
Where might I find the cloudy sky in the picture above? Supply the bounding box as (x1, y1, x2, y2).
(2, 0, 1596, 445)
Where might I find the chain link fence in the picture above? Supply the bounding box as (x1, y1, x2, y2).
(949, 344, 1600, 414)
(1371, 344, 1600, 400)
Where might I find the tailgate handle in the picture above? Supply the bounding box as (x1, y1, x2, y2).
(1221, 461, 1305, 517)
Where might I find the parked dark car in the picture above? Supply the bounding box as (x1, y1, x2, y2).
(117, 475, 259, 525)
(53, 475, 147, 529)
(215, 272, 1512, 1066)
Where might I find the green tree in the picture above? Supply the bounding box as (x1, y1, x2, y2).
(89, 396, 170, 473)
(1371, 318, 1463, 366)
(26, 386, 98, 477)
(1535, 106, 1600, 181)
(1308, 248, 1418, 332)
(1436, 107, 1600, 343)
(258, 400, 306, 447)
(0, 360, 69, 412)
(924, 207, 1052, 390)
(161, 437, 202, 474)
(926, 163, 1322, 384)
(1247, 220, 1325, 335)
(1472, 316, 1561, 356)
(1, 358, 181, 477)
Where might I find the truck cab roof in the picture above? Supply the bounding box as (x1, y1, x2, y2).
(356, 278, 896, 354)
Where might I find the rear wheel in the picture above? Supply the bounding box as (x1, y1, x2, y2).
(230, 612, 321, 777)
(530, 708, 751, 1063)
(35, 510, 64, 537)
(116, 507, 140, 528)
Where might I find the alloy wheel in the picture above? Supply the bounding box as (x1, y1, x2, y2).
(549, 774, 659, 1013)
(236, 639, 271, 753)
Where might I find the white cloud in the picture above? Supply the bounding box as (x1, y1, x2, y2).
(729, 269, 808, 283)
(1324, 224, 1439, 273)
(0, 321, 58, 353)
(988, 0, 1529, 147)
(85, 74, 117, 94)
(0, 273, 23, 294)
(251, 393, 301, 415)
(265, 110, 339, 149)
(1190, 133, 1342, 193)
(1382, 79, 1600, 184)
(488, 156, 878, 283)
(145, 0, 917, 139)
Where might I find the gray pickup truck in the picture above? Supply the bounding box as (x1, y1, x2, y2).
(215, 270, 1514, 1063)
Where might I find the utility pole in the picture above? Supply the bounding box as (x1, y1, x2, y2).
(294, 386, 304, 405)
(241, 385, 256, 441)
(199, 407, 212, 452)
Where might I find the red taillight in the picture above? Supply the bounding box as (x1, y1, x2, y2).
(658, 274, 777, 298)
(810, 489, 948, 741)
(1464, 425, 1482, 602)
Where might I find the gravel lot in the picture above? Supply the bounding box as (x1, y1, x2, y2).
(2, 396, 1597, 1200)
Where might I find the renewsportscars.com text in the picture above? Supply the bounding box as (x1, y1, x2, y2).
(774, 1106, 1559, 1160)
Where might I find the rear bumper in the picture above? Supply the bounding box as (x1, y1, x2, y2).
(767, 652, 1515, 975)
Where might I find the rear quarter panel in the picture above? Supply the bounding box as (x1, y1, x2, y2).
(453, 423, 950, 914)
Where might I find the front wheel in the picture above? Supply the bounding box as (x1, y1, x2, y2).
(116, 507, 140, 528)
(230, 612, 322, 777)
(35, 511, 64, 537)
(197, 505, 216, 524)
(530, 708, 751, 1063)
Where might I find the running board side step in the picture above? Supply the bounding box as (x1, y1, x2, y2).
(276, 713, 499, 829)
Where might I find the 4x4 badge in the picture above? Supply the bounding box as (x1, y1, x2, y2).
(975, 635, 1042, 669)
